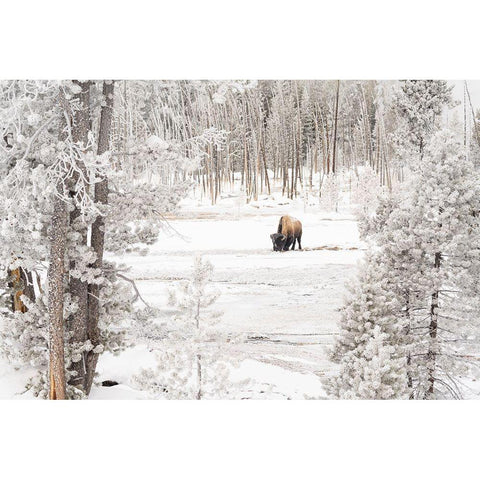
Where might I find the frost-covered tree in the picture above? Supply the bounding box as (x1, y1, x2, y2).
(336, 130, 480, 399)
(133, 256, 248, 399)
(392, 80, 455, 163)
(0, 80, 193, 399)
(396, 130, 480, 398)
(326, 252, 409, 399)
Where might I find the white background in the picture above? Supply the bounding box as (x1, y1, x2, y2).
(2, 1, 479, 479)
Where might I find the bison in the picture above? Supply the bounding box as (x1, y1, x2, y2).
(270, 215, 302, 251)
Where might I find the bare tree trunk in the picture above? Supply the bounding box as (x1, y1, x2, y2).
(48, 193, 68, 400)
(85, 80, 115, 395)
(332, 80, 340, 175)
(261, 133, 271, 195)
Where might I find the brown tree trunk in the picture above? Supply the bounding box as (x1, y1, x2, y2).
(48, 193, 68, 400)
(85, 80, 115, 395)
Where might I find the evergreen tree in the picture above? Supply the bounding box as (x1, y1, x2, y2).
(392, 80, 455, 161)
(326, 251, 409, 399)
(333, 130, 480, 399)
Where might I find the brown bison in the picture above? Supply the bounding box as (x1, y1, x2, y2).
(270, 215, 302, 251)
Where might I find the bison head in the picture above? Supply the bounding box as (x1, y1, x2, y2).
(270, 233, 286, 251)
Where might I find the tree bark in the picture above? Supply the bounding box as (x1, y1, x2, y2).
(68, 80, 92, 391)
(85, 80, 115, 394)
(48, 193, 68, 400)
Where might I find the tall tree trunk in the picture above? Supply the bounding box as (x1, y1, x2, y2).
(332, 80, 340, 174)
(261, 132, 271, 195)
(85, 80, 115, 395)
(48, 193, 68, 400)
(426, 251, 441, 398)
(68, 80, 92, 391)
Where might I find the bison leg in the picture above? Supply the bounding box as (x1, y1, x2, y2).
(291, 237, 296, 250)
(298, 235, 302, 250)
(283, 236, 293, 251)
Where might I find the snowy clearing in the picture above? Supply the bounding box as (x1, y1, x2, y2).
(89, 199, 365, 399)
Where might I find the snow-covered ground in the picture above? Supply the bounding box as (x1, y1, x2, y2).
(3, 187, 478, 399)
(0, 188, 367, 399)
(89, 193, 365, 399)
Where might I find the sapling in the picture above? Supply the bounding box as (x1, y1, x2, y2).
(133, 255, 248, 399)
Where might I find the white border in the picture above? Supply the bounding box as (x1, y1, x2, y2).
(2, 0, 480, 79)
(1, 401, 478, 479)
(1, 2, 479, 479)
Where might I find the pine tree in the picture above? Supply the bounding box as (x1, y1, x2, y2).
(336, 130, 480, 399)
(326, 251, 409, 399)
(397, 130, 480, 398)
(392, 80, 455, 161)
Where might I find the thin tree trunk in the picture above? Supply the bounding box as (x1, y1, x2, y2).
(85, 80, 115, 395)
(332, 80, 340, 174)
(261, 133, 271, 195)
(426, 251, 441, 398)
